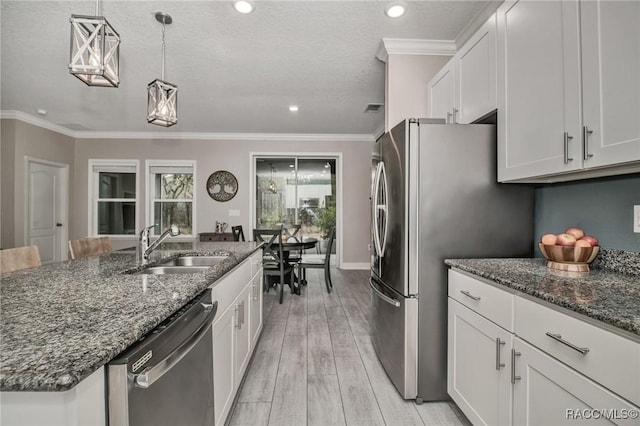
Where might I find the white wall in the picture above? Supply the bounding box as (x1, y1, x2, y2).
(74, 136, 373, 265)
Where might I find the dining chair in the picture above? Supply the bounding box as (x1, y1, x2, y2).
(296, 227, 336, 293)
(0, 246, 41, 274)
(68, 237, 112, 260)
(253, 227, 295, 304)
(231, 225, 245, 242)
(281, 223, 302, 263)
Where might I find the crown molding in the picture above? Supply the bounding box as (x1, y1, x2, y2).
(455, 0, 503, 48)
(0, 110, 374, 143)
(376, 38, 456, 63)
(0, 110, 78, 138)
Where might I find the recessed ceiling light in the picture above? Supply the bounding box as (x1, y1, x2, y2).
(233, 0, 255, 14)
(385, 2, 406, 18)
(289, 105, 299, 112)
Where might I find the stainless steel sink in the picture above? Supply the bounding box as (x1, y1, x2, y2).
(161, 256, 228, 267)
(139, 266, 212, 275)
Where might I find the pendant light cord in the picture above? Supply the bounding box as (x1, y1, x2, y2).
(161, 23, 166, 80)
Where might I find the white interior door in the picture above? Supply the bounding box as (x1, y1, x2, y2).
(27, 159, 68, 264)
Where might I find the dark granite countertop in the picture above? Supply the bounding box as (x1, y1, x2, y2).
(445, 250, 640, 338)
(0, 241, 262, 392)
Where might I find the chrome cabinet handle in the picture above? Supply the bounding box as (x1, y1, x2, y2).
(453, 108, 459, 124)
(495, 338, 506, 370)
(460, 290, 481, 301)
(545, 332, 590, 355)
(511, 349, 521, 384)
(563, 132, 574, 164)
(241, 301, 246, 325)
(235, 304, 242, 329)
(583, 126, 594, 160)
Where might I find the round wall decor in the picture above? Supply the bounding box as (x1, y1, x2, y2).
(206, 170, 238, 202)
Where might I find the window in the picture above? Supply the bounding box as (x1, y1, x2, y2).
(89, 160, 139, 236)
(255, 156, 336, 252)
(146, 161, 196, 236)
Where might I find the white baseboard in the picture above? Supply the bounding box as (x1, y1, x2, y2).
(339, 262, 370, 270)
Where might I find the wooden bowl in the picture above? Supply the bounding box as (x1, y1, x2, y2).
(538, 243, 600, 272)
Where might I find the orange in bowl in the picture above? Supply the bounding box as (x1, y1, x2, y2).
(538, 243, 600, 272)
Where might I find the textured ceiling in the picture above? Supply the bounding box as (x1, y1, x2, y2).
(1, 1, 487, 136)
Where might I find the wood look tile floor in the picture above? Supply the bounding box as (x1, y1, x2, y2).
(229, 268, 471, 426)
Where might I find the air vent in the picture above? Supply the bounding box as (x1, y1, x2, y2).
(364, 103, 384, 113)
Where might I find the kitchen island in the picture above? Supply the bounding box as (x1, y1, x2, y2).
(0, 241, 262, 425)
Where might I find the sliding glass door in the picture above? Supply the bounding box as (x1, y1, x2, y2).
(255, 156, 336, 253)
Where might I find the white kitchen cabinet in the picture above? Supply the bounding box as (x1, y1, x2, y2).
(0, 367, 106, 426)
(580, 0, 640, 169)
(496, 0, 582, 182)
(456, 13, 497, 124)
(234, 285, 252, 387)
(512, 337, 639, 426)
(497, 0, 640, 182)
(448, 268, 640, 426)
(428, 57, 456, 123)
(212, 302, 236, 426)
(448, 298, 512, 426)
(250, 273, 263, 347)
(210, 250, 263, 426)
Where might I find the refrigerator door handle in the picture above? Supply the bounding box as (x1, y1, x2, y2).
(369, 278, 400, 307)
(373, 162, 389, 257)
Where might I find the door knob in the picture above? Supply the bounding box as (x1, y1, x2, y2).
(56, 223, 63, 227)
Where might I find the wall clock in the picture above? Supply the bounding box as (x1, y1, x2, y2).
(206, 170, 238, 202)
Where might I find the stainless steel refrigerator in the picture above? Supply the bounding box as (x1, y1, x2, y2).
(370, 118, 533, 402)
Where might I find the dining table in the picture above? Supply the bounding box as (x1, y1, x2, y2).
(262, 235, 318, 295)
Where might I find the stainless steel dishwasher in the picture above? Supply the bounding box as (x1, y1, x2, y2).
(108, 288, 217, 426)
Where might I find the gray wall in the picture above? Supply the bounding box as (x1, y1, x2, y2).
(74, 136, 373, 265)
(534, 174, 640, 253)
(0, 119, 76, 249)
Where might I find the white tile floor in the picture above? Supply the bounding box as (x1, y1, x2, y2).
(228, 268, 471, 426)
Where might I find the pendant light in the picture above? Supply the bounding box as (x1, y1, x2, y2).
(69, 0, 120, 87)
(147, 12, 178, 127)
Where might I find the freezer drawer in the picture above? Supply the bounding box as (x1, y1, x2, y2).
(370, 275, 418, 399)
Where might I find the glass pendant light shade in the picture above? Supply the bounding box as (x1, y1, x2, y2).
(69, 14, 120, 87)
(147, 79, 178, 127)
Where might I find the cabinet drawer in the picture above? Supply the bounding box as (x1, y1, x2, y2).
(448, 270, 514, 331)
(210, 257, 252, 315)
(515, 296, 640, 406)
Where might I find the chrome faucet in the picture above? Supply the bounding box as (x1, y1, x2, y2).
(140, 224, 180, 264)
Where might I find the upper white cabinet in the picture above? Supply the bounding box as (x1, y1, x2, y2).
(428, 58, 456, 123)
(580, 0, 640, 169)
(497, 0, 640, 182)
(456, 13, 497, 124)
(428, 13, 497, 124)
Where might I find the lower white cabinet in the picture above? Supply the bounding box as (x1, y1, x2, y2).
(512, 337, 638, 426)
(250, 273, 263, 347)
(211, 251, 263, 426)
(448, 298, 512, 425)
(448, 269, 640, 426)
(234, 285, 252, 387)
(212, 304, 236, 426)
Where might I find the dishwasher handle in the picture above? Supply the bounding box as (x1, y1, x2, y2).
(134, 300, 218, 389)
